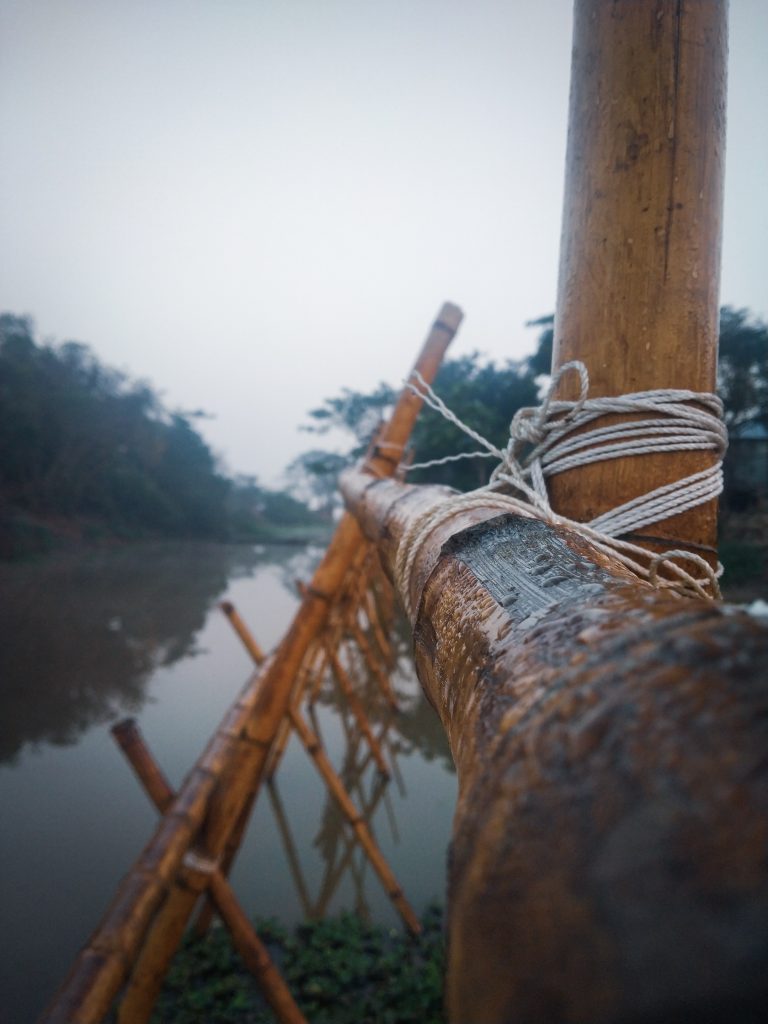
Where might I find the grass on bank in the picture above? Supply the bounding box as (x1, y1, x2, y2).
(152, 907, 447, 1024)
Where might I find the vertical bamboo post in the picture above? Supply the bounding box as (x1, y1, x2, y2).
(550, 0, 727, 557)
(110, 720, 307, 1024)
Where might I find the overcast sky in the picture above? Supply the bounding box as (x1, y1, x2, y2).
(1, 1, 766, 484)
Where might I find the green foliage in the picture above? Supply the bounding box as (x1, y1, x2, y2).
(296, 328, 550, 497)
(0, 315, 323, 552)
(718, 306, 768, 429)
(408, 353, 539, 490)
(0, 314, 230, 539)
(294, 307, 768, 508)
(154, 907, 446, 1024)
(304, 383, 398, 457)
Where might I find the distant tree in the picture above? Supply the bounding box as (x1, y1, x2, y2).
(407, 353, 539, 490)
(294, 348, 545, 495)
(303, 383, 397, 459)
(286, 450, 350, 519)
(0, 315, 232, 543)
(717, 306, 768, 429)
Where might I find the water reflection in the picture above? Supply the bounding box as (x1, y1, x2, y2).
(258, 609, 455, 923)
(0, 541, 456, 1024)
(0, 542, 319, 763)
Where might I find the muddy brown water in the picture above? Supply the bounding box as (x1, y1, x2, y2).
(0, 542, 456, 1023)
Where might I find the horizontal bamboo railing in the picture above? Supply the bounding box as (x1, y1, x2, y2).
(340, 468, 768, 1022)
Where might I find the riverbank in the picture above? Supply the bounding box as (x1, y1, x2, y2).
(153, 907, 446, 1024)
(0, 508, 332, 561)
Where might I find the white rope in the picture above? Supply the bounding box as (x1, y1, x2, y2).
(392, 362, 726, 617)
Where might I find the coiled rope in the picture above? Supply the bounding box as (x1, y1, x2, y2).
(381, 362, 727, 617)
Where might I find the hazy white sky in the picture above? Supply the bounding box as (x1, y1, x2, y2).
(1, 1, 766, 483)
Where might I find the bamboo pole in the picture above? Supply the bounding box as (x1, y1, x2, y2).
(325, 645, 390, 776)
(40, 673, 267, 1024)
(313, 774, 389, 919)
(340, 468, 768, 1021)
(220, 601, 267, 664)
(288, 706, 421, 935)
(42, 303, 461, 1024)
(117, 306, 462, 1021)
(110, 720, 307, 1024)
(349, 620, 399, 711)
(193, 605, 267, 936)
(266, 780, 315, 918)
(549, 0, 727, 558)
(362, 586, 395, 671)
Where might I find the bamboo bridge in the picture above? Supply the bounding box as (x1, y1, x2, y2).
(42, 2, 768, 1022)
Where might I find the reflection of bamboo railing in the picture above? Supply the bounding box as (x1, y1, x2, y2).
(41, 303, 461, 1024)
(220, 597, 418, 931)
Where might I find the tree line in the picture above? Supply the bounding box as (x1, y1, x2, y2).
(293, 306, 768, 510)
(0, 314, 323, 556)
(2, 307, 765, 558)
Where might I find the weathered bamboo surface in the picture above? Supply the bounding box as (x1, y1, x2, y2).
(551, 0, 727, 555)
(341, 469, 768, 1022)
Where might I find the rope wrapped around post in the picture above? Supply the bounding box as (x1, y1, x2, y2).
(382, 361, 727, 611)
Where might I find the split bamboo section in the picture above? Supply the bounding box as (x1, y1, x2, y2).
(340, 466, 768, 1021)
(41, 302, 460, 1024)
(110, 720, 307, 1024)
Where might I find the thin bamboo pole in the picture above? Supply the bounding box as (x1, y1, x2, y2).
(193, 606, 268, 937)
(349, 620, 399, 711)
(325, 645, 390, 776)
(220, 601, 267, 664)
(549, 0, 727, 559)
(40, 672, 267, 1024)
(266, 780, 315, 918)
(110, 719, 307, 1024)
(288, 706, 421, 935)
(313, 774, 389, 919)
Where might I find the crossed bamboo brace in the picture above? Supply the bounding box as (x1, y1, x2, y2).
(41, 302, 463, 1024)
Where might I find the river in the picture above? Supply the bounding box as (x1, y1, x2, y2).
(0, 542, 457, 1023)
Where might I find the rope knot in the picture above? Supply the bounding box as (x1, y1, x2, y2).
(399, 359, 726, 603)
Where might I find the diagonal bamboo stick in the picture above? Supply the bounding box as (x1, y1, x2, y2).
(266, 779, 315, 918)
(220, 601, 267, 664)
(110, 719, 306, 1024)
(325, 644, 390, 776)
(221, 588, 412, 928)
(349, 619, 399, 711)
(313, 773, 390, 919)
